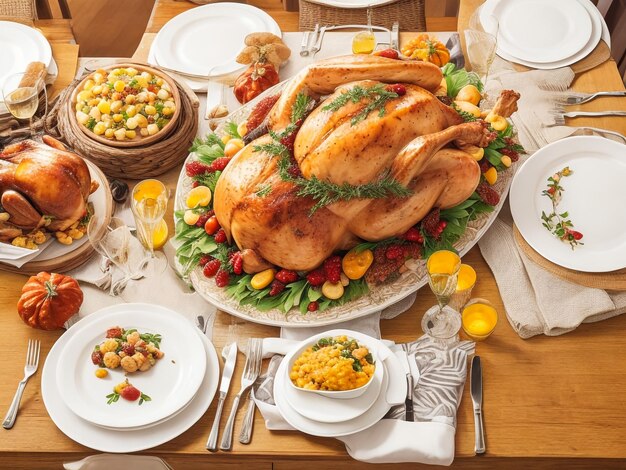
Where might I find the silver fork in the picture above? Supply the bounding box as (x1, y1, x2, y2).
(565, 91, 626, 105)
(219, 338, 262, 451)
(3, 339, 40, 429)
(238, 339, 264, 444)
(547, 114, 626, 144)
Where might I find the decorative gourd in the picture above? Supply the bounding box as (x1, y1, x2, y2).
(401, 34, 451, 67)
(17, 272, 83, 330)
(234, 62, 280, 104)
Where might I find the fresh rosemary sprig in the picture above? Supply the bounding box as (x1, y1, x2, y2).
(321, 84, 399, 126)
(291, 93, 313, 123)
(255, 184, 272, 197)
(253, 141, 290, 158)
(540, 166, 583, 249)
(297, 172, 411, 214)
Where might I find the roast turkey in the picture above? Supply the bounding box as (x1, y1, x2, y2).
(214, 55, 497, 272)
(0, 135, 95, 239)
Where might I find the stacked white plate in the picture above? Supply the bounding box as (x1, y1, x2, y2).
(149, 3, 281, 90)
(510, 136, 626, 273)
(479, 0, 611, 70)
(273, 330, 407, 437)
(42, 303, 219, 452)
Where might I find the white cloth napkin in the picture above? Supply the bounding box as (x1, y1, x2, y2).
(254, 336, 474, 465)
(479, 205, 626, 338)
(63, 455, 171, 470)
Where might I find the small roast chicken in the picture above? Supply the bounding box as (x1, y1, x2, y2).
(215, 55, 508, 272)
(0, 135, 95, 241)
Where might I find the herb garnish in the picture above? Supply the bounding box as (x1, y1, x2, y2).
(321, 84, 399, 126)
(541, 167, 583, 249)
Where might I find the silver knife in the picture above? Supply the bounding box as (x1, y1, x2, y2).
(206, 342, 238, 452)
(391, 22, 399, 50)
(471, 356, 486, 454)
(562, 110, 626, 118)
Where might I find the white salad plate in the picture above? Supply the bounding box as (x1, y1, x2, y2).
(0, 21, 52, 91)
(489, 0, 592, 64)
(510, 136, 626, 273)
(55, 304, 207, 430)
(42, 303, 219, 453)
(0, 159, 111, 268)
(480, 0, 607, 69)
(281, 330, 386, 423)
(274, 340, 406, 437)
(152, 3, 281, 77)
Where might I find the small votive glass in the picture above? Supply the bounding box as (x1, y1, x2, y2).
(461, 298, 498, 341)
(448, 264, 477, 311)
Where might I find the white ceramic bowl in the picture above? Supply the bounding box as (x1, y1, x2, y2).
(285, 329, 385, 400)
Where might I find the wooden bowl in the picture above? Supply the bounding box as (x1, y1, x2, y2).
(68, 63, 181, 148)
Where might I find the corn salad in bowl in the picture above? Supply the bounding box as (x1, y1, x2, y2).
(70, 64, 180, 147)
(289, 335, 377, 399)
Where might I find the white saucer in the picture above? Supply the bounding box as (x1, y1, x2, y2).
(273, 343, 406, 437)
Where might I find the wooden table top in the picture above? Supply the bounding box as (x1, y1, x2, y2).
(2, 2, 626, 469)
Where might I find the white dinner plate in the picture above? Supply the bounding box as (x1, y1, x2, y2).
(55, 304, 207, 429)
(510, 136, 626, 273)
(42, 303, 219, 453)
(481, 0, 606, 70)
(302, 0, 396, 9)
(0, 21, 52, 92)
(282, 332, 385, 423)
(489, 0, 592, 64)
(152, 3, 281, 77)
(0, 159, 111, 268)
(274, 341, 406, 437)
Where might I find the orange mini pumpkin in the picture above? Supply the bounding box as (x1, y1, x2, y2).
(401, 34, 451, 67)
(17, 272, 83, 330)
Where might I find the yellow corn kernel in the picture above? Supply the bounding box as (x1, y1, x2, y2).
(484, 167, 498, 185)
(144, 105, 157, 115)
(83, 79, 95, 90)
(183, 210, 200, 225)
(135, 114, 148, 128)
(251, 269, 276, 290)
(113, 80, 126, 92)
(104, 128, 115, 138)
(93, 122, 106, 135)
(161, 107, 174, 116)
(114, 128, 126, 141)
(125, 130, 137, 139)
(113, 113, 124, 123)
(92, 72, 105, 84)
(491, 115, 509, 132)
(97, 100, 111, 115)
(322, 281, 344, 300)
(95, 368, 108, 379)
(91, 85, 103, 95)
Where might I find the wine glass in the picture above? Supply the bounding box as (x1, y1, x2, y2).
(464, 12, 499, 94)
(1, 71, 47, 137)
(87, 217, 149, 295)
(421, 250, 462, 342)
(130, 179, 169, 274)
(352, 7, 376, 54)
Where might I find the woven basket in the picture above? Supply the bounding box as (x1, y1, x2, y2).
(47, 63, 199, 180)
(0, 0, 36, 21)
(299, 0, 426, 31)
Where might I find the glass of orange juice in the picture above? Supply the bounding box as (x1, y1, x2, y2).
(421, 250, 462, 342)
(130, 179, 169, 273)
(462, 298, 498, 341)
(352, 8, 376, 54)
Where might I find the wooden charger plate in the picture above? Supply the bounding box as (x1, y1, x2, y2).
(513, 225, 626, 291)
(0, 160, 113, 276)
(68, 63, 181, 148)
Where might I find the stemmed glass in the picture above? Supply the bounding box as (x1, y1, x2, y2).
(421, 250, 463, 343)
(1, 71, 48, 136)
(465, 11, 499, 97)
(87, 217, 150, 295)
(130, 179, 169, 275)
(352, 7, 376, 54)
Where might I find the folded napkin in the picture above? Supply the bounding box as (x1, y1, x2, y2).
(479, 206, 626, 338)
(64, 454, 171, 470)
(254, 336, 474, 465)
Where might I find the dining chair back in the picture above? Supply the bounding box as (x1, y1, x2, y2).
(0, 0, 37, 23)
(299, 0, 426, 31)
(595, 0, 626, 82)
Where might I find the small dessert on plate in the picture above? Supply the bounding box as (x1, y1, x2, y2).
(91, 326, 164, 374)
